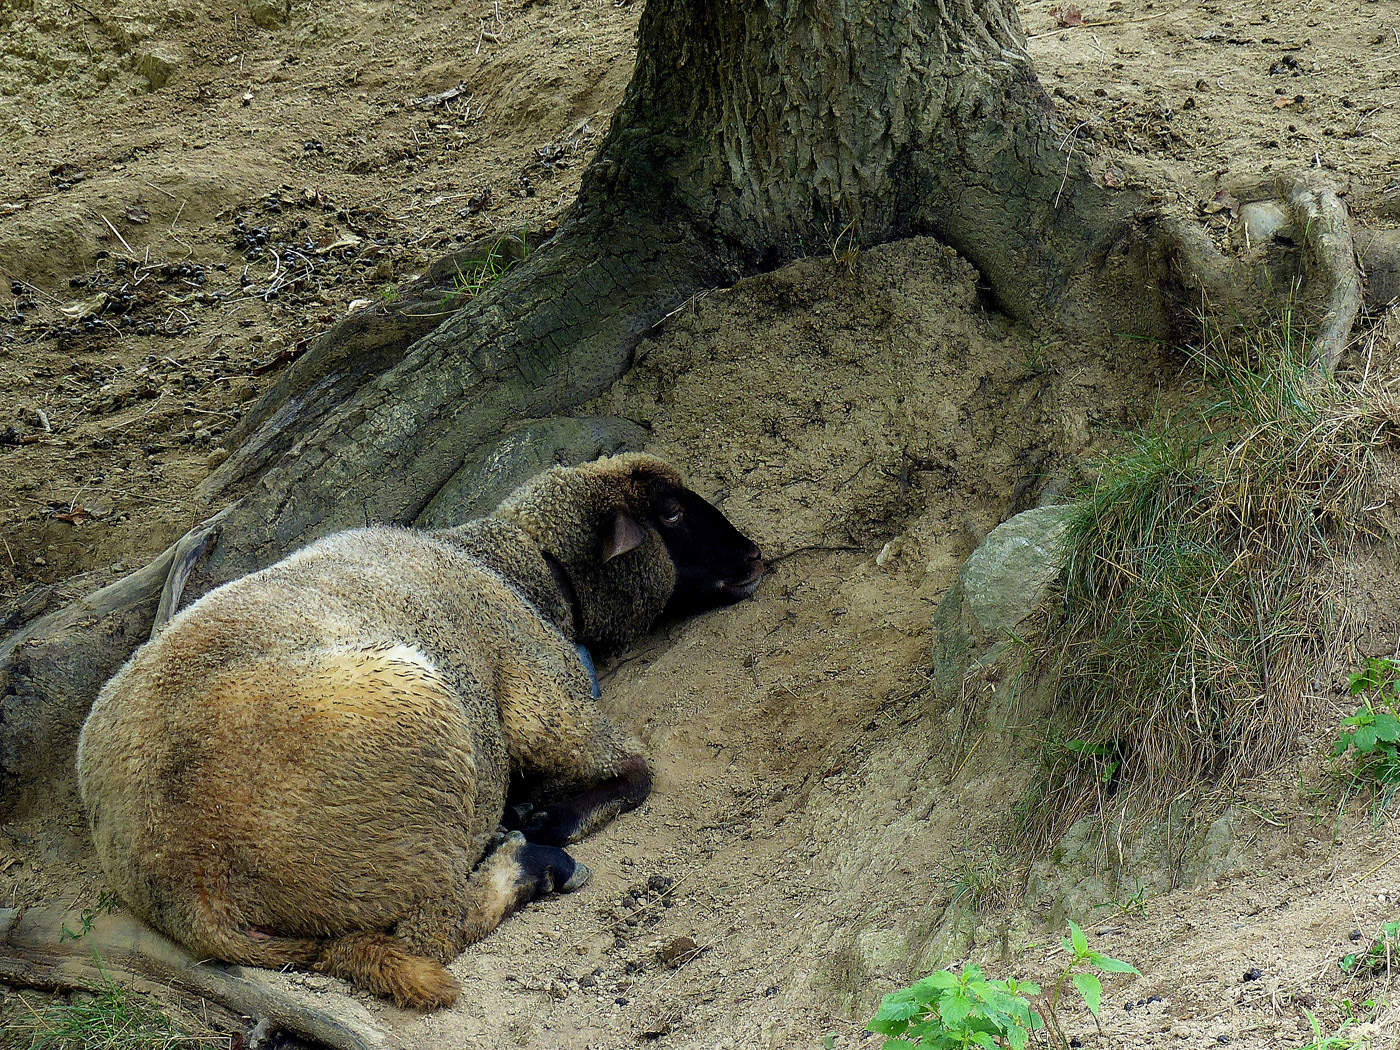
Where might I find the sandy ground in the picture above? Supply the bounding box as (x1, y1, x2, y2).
(2, 0, 1400, 1047)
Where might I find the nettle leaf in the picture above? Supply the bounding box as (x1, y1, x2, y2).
(913, 970, 960, 998)
(1373, 714, 1400, 742)
(1067, 919, 1090, 957)
(970, 1033, 1000, 1049)
(1087, 953, 1140, 975)
(1353, 725, 1379, 752)
(938, 989, 974, 1028)
(1333, 735, 1352, 756)
(1073, 972, 1103, 1016)
(873, 994, 923, 1023)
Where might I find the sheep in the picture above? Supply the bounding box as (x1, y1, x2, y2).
(75, 453, 763, 1010)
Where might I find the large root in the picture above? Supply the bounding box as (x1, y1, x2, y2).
(1, 907, 392, 1050)
(1157, 171, 1371, 371)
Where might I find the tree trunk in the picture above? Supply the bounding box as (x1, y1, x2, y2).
(181, 0, 1158, 590)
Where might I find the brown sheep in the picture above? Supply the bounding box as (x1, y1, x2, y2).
(75, 453, 763, 1009)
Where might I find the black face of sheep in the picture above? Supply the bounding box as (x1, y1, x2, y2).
(645, 483, 763, 616)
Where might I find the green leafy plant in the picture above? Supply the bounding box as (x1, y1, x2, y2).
(1340, 920, 1399, 976)
(867, 921, 1138, 1049)
(868, 963, 1042, 1050)
(1334, 658, 1400, 793)
(1092, 881, 1149, 919)
(58, 890, 120, 943)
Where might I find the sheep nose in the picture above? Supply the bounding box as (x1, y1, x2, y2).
(746, 542, 762, 562)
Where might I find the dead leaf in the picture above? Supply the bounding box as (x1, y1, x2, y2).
(315, 233, 362, 254)
(125, 206, 150, 224)
(1272, 95, 1304, 109)
(1202, 189, 1240, 218)
(50, 505, 90, 524)
(61, 291, 109, 320)
(1051, 4, 1086, 28)
(1103, 166, 1124, 188)
(250, 340, 309, 375)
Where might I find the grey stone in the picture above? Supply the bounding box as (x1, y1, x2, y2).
(932, 504, 1073, 697)
(246, 0, 290, 28)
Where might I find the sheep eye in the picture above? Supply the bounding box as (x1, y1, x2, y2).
(660, 505, 684, 527)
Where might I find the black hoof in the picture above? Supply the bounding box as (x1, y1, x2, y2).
(517, 841, 590, 895)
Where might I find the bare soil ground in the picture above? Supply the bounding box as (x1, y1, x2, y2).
(2, 0, 1399, 1048)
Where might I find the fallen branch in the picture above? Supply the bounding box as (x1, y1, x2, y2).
(0, 906, 393, 1050)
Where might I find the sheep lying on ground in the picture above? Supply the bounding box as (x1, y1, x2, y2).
(75, 453, 763, 1009)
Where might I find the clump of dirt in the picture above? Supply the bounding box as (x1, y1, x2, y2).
(0, 0, 640, 613)
(4, 0, 1400, 1049)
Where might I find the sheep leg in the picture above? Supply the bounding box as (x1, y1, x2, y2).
(393, 832, 589, 961)
(496, 664, 653, 846)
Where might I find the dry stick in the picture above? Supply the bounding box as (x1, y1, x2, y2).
(1024, 10, 1176, 39)
(99, 392, 167, 432)
(1350, 849, 1400, 885)
(0, 907, 391, 1050)
(1053, 121, 1090, 208)
(151, 509, 230, 635)
(99, 214, 137, 256)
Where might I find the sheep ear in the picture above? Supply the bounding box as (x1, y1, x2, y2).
(600, 510, 646, 562)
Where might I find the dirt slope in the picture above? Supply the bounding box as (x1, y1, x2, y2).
(2, 0, 1400, 1048)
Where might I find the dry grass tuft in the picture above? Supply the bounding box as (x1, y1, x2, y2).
(1028, 318, 1400, 844)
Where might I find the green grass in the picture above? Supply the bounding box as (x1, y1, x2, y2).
(1029, 317, 1399, 841)
(12, 977, 223, 1050)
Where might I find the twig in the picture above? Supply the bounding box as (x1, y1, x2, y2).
(765, 544, 865, 566)
(1026, 10, 1174, 39)
(100, 393, 166, 431)
(1351, 849, 1400, 885)
(99, 214, 136, 256)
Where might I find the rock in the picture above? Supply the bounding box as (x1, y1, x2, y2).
(246, 0, 290, 28)
(133, 44, 184, 91)
(1237, 201, 1292, 246)
(658, 935, 700, 968)
(931, 504, 1074, 697)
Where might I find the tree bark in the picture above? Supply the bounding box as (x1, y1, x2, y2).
(177, 0, 1161, 592)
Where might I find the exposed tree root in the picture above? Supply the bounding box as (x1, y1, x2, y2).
(1155, 171, 1369, 371)
(1, 906, 391, 1050)
(1283, 175, 1363, 370)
